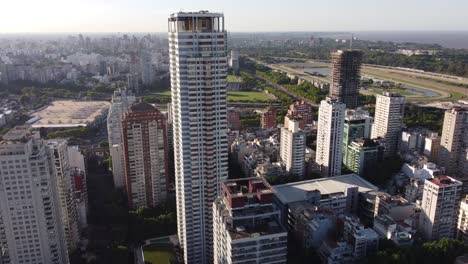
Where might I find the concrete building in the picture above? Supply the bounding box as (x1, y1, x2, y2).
(287, 101, 314, 129)
(140, 49, 153, 85)
(227, 108, 241, 131)
(424, 133, 441, 162)
(316, 97, 346, 177)
(213, 178, 287, 264)
(260, 106, 277, 129)
(341, 215, 379, 260)
(318, 240, 354, 264)
(228, 50, 239, 72)
(342, 108, 372, 164)
(458, 196, 468, 243)
(329, 50, 363, 109)
(371, 92, 405, 158)
(344, 138, 383, 175)
(46, 140, 80, 254)
(0, 126, 69, 264)
(375, 195, 415, 222)
(107, 89, 136, 188)
(419, 176, 462, 240)
(67, 146, 88, 229)
(169, 11, 228, 264)
(439, 108, 468, 177)
(273, 174, 378, 225)
(280, 117, 305, 177)
(122, 102, 168, 209)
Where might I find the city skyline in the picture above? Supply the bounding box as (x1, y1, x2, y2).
(2, 0, 468, 33)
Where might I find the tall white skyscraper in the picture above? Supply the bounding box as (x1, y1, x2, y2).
(46, 139, 80, 254)
(0, 126, 69, 264)
(419, 176, 462, 240)
(371, 92, 405, 157)
(316, 97, 346, 177)
(280, 116, 306, 177)
(107, 89, 136, 188)
(439, 108, 468, 177)
(168, 11, 228, 264)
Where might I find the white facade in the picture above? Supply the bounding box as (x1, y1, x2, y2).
(169, 11, 228, 264)
(107, 88, 136, 188)
(419, 176, 462, 240)
(316, 97, 345, 177)
(371, 92, 405, 157)
(458, 197, 468, 243)
(46, 140, 80, 253)
(280, 118, 305, 177)
(0, 126, 69, 264)
(213, 178, 287, 264)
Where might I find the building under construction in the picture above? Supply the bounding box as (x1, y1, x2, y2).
(329, 50, 363, 109)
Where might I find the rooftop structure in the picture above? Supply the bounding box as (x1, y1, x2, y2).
(273, 174, 378, 205)
(213, 177, 287, 264)
(31, 100, 110, 128)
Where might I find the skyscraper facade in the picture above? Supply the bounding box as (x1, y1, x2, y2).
(0, 126, 69, 264)
(439, 108, 468, 177)
(371, 92, 405, 158)
(121, 102, 168, 209)
(316, 97, 346, 177)
(107, 89, 136, 188)
(280, 117, 306, 177)
(343, 108, 372, 165)
(329, 50, 363, 109)
(46, 139, 80, 254)
(419, 176, 462, 240)
(168, 11, 228, 264)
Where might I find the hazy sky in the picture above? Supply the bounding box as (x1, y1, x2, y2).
(2, 0, 468, 33)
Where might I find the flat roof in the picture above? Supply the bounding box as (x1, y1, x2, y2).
(31, 100, 110, 128)
(273, 174, 378, 204)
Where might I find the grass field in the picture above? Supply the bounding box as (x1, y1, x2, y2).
(143, 244, 175, 264)
(227, 91, 273, 102)
(227, 75, 242, 82)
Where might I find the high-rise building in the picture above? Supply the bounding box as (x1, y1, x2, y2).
(0, 126, 69, 264)
(260, 106, 277, 129)
(439, 108, 468, 177)
(107, 89, 136, 188)
(140, 49, 154, 85)
(286, 101, 314, 129)
(424, 133, 441, 163)
(343, 108, 372, 164)
(227, 108, 241, 131)
(458, 196, 468, 243)
(213, 177, 287, 264)
(316, 97, 346, 177)
(371, 92, 405, 158)
(329, 50, 363, 109)
(168, 11, 228, 264)
(344, 138, 384, 176)
(46, 140, 80, 254)
(280, 117, 306, 177)
(419, 176, 462, 240)
(228, 50, 239, 73)
(121, 102, 168, 209)
(67, 146, 88, 229)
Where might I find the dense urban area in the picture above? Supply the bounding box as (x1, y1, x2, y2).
(0, 10, 468, 264)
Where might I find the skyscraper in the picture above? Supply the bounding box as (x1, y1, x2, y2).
(140, 49, 154, 85)
(371, 92, 405, 158)
(261, 106, 277, 129)
(343, 108, 372, 165)
(0, 126, 69, 264)
(280, 116, 306, 177)
(329, 50, 363, 109)
(213, 178, 287, 264)
(419, 176, 462, 240)
(439, 108, 468, 177)
(121, 101, 168, 209)
(46, 139, 80, 254)
(168, 11, 228, 264)
(107, 89, 136, 188)
(316, 97, 346, 177)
